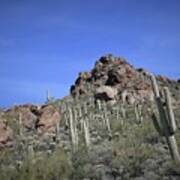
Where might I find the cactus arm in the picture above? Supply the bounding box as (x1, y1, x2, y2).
(18, 112, 23, 136)
(166, 136, 180, 163)
(68, 107, 77, 151)
(134, 104, 139, 122)
(83, 117, 90, 148)
(55, 121, 60, 142)
(103, 103, 112, 134)
(164, 87, 177, 133)
(155, 98, 171, 136)
(97, 100, 102, 110)
(150, 74, 171, 136)
(77, 105, 82, 118)
(120, 105, 126, 118)
(152, 113, 164, 136)
(150, 74, 160, 97)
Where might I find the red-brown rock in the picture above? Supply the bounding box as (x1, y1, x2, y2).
(0, 120, 13, 149)
(5, 104, 38, 129)
(36, 105, 61, 134)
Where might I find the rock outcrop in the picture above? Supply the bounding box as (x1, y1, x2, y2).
(95, 85, 118, 104)
(70, 54, 179, 104)
(70, 55, 154, 103)
(0, 104, 61, 149)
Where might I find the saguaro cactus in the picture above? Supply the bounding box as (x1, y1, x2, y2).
(97, 100, 102, 110)
(55, 121, 60, 142)
(77, 104, 82, 118)
(46, 89, 55, 103)
(121, 105, 126, 119)
(134, 104, 143, 124)
(68, 107, 78, 152)
(18, 112, 23, 136)
(102, 102, 112, 135)
(83, 117, 91, 149)
(150, 74, 180, 163)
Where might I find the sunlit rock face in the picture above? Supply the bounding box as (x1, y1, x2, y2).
(70, 54, 155, 104)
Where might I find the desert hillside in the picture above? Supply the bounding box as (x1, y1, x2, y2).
(0, 55, 180, 180)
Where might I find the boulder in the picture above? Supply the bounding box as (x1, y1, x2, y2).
(95, 86, 118, 102)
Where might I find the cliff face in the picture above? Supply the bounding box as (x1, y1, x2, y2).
(70, 54, 179, 104)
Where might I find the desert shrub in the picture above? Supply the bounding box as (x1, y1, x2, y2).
(70, 147, 89, 179)
(111, 120, 155, 179)
(0, 148, 71, 180)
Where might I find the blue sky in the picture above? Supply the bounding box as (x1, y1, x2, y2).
(0, 0, 180, 107)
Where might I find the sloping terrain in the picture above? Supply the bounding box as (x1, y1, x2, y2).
(0, 55, 180, 180)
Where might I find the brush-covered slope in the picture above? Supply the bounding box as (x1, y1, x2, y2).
(0, 55, 180, 180)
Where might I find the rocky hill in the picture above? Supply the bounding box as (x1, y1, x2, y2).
(70, 54, 179, 105)
(0, 55, 180, 180)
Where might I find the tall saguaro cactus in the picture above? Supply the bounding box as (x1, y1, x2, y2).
(134, 104, 143, 124)
(83, 117, 91, 149)
(68, 107, 78, 152)
(18, 112, 23, 136)
(150, 74, 180, 163)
